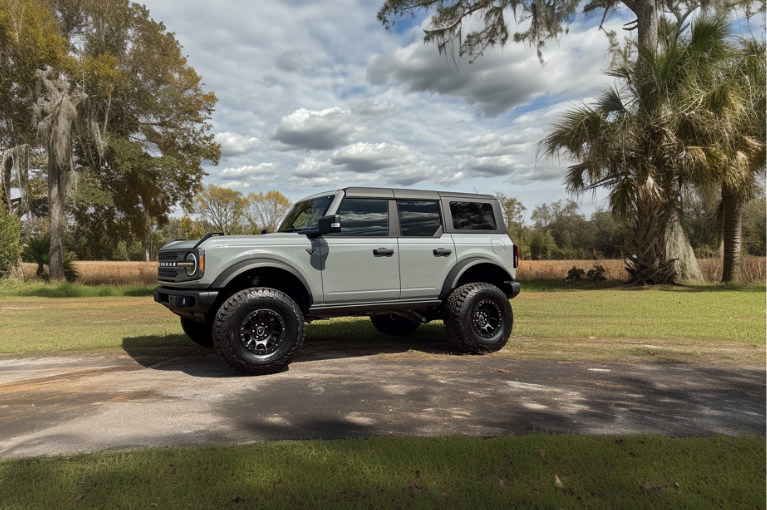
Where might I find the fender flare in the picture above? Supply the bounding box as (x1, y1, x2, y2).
(211, 258, 314, 305)
(439, 257, 513, 300)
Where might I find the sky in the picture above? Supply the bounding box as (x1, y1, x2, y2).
(135, 0, 734, 220)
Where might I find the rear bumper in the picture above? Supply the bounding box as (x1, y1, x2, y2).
(154, 286, 219, 322)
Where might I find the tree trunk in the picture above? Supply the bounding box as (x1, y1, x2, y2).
(721, 185, 742, 283)
(48, 160, 67, 282)
(631, 0, 659, 50)
(624, 190, 677, 285)
(664, 210, 704, 283)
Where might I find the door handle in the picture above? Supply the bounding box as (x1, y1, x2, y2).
(433, 248, 452, 257)
(373, 247, 394, 257)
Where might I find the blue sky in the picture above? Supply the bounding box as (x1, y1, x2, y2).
(138, 0, 760, 221)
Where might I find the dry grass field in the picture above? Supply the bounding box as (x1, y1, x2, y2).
(20, 261, 159, 286)
(517, 256, 765, 284)
(19, 256, 765, 286)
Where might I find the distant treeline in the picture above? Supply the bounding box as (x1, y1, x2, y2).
(497, 193, 765, 261)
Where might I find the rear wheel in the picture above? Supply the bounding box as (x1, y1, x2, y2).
(443, 282, 513, 353)
(370, 314, 420, 336)
(212, 287, 305, 376)
(180, 318, 214, 348)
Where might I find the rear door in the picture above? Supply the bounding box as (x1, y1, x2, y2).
(320, 198, 400, 303)
(396, 200, 457, 299)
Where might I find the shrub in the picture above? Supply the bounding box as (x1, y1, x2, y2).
(0, 203, 22, 278)
(21, 234, 79, 282)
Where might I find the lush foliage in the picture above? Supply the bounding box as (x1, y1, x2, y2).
(0, 0, 69, 150)
(539, 16, 764, 283)
(1, 0, 221, 264)
(185, 183, 248, 234)
(377, 0, 763, 62)
(0, 197, 21, 277)
(246, 190, 292, 233)
(64, 0, 220, 258)
(21, 233, 78, 281)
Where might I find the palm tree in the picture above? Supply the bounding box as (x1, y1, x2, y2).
(716, 39, 765, 282)
(674, 36, 765, 282)
(539, 15, 748, 284)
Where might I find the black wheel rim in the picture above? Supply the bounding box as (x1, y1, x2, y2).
(472, 299, 502, 338)
(239, 309, 286, 355)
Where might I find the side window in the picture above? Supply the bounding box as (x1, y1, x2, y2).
(330, 199, 389, 236)
(449, 201, 497, 230)
(397, 201, 441, 237)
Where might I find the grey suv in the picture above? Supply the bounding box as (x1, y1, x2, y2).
(154, 187, 521, 375)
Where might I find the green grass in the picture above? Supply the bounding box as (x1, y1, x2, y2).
(0, 295, 185, 355)
(0, 287, 763, 366)
(513, 287, 765, 344)
(0, 280, 154, 298)
(0, 435, 762, 509)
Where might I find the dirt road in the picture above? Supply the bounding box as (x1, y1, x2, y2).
(0, 348, 763, 459)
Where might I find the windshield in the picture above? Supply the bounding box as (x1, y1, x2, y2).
(278, 195, 334, 232)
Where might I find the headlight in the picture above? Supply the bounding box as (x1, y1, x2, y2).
(185, 253, 198, 276)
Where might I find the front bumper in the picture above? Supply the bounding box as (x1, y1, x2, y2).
(154, 286, 219, 322)
(502, 281, 521, 299)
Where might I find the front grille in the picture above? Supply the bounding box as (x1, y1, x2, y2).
(159, 251, 178, 261)
(158, 267, 179, 278)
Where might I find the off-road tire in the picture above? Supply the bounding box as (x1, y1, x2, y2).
(370, 314, 420, 336)
(212, 287, 305, 376)
(180, 318, 214, 348)
(443, 282, 513, 354)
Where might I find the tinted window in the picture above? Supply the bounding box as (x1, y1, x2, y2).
(398, 201, 441, 237)
(330, 199, 388, 236)
(278, 196, 333, 232)
(450, 201, 497, 230)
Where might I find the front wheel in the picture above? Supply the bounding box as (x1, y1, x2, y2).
(212, 288, 305, 376)
(443, 283, 513, 354)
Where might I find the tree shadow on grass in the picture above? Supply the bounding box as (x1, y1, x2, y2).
(656, 283, 766, 293)
(122, 320, 463, 378)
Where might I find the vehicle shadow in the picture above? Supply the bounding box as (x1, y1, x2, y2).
(121, 320, 463, 378)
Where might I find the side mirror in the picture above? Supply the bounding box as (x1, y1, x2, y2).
(319, 214, 341, 235)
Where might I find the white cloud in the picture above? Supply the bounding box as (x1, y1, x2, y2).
(215, 132, 261, 157)
(220, 180, 251, 190)
(270, 101, 397, 151)
(139, 0, 637, 215)
(270, 107, 357, 151)
(286, 143, 432, 189)
(330, 142, 416, 172)
(219, 163, 277, 180)
(367, 16, 621, 117)
(285, 175, 344, 190)
(368, 43, 546, 117)
(292, 157, 336, 178)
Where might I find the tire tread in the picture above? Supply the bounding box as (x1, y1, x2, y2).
(212, 288, 305, 376)
(443, 282, 512, 354)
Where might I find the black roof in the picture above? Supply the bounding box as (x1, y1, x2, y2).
(342, 187, 496, 201)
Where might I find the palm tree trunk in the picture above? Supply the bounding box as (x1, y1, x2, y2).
(665, 210, 704, 283)
(721, 185, 742, 283)
(48, 160, 66, 282)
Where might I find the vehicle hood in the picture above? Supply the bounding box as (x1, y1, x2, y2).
(159, 233, 305, 252)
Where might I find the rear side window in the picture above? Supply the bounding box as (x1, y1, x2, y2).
(330, 199, 388, 236)
(397, 201, 441, 237)
(449, 201, 497, 230)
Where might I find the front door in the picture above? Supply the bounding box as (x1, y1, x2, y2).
(320, 198, 400, 303)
